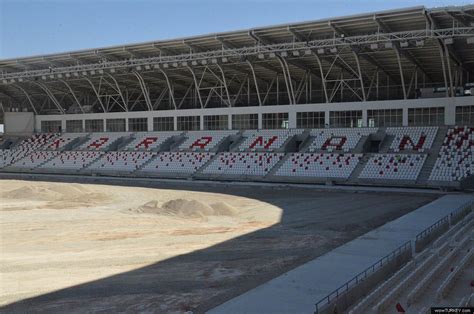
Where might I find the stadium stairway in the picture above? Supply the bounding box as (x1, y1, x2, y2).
(115, 135, 136, 151)
(263, 153, 293, 179)
(168, 134, 187, 151)
(281, 130, 311, 153)
(296, 132, 317, 153)
(347, 154, 371, 183)
(417, 126, 449, 184)
(227, 132, 245, 152)
(191, 153, 222, 179)
(68, 135, 91, 150)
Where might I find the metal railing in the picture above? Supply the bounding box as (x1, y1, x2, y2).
(314, 240, 411, 314)
(449, 201, 473, 223)
(415, 215, 449, 243)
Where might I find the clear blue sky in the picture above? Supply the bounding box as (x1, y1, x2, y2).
(0, 0, 471, 59)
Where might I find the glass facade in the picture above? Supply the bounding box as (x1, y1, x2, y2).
(41, 120, 62, 133)
(204, 115, 228, 130)
(455, 106, 474, 125)
(153, 117, 174, 131)
(85, 119, 104, 132)
(367, 109, 403, 127)
(177, 116, 200, 131)
(262, 113, 288, 129)
(408, 107, 445, 126)
(297, 112, 325, 128)
(106, 119, 126, 132)
(66, 120, 83, 133)
(329, 110, 363, 128)
(232, 114, 258, 129)
(128, 118, 148, 132)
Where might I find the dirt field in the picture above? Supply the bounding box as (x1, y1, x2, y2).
(0, 179, 438, 313)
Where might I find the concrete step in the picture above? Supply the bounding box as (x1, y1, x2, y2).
(348, 154, 371, 182)
(265, 153, 292, 177)
(417, 126, 447, 183)
(191, 152, 221, 178)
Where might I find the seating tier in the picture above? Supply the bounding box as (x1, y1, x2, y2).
(88, 151, 157, 172)
(9, 151, 60, 169)
(177, 130, 237, 151)
(140, 152, 214, 174)
(308, 128, 376, 152)
(386, 127, 438, 152)
(41, 151, 104, 171)
(276, 153, 362, 179)
(237, 129, 302, 152)
(359, 154, 426, 181)
(203, 152, 283, 176)
(429, 127, 474, 181)
(77, 133, 129, 151)
(123, 132, 180, 151)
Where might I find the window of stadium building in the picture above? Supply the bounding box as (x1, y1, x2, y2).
(177, 116, 200, 131)
(85, 119, 104, 132)
(41, 120, 62, 133)
(232, 114, 258, 130)
(66, 120, 83, 133)
(329, 111, 363, 128)
(153, 117, 174, 131)
(408, 107, 445, 126)
(297, 112, 325, 128)
(455, 106, 474, 125)
(367, 109, 403, 127)
(106, 119, 126, 132)
(262, 113, 289, 129)
(128, 118, 148, 132)
(204, 115, 228, 130)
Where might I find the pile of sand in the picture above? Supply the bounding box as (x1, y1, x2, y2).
(130, 198, 238, 219)
(1, 183, 110, 204)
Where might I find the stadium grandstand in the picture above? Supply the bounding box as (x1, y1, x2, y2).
(1, 4, 474, 314)
(1, 5, 474, 189)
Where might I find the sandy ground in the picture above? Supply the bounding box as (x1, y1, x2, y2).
(0, 179, 438, 313)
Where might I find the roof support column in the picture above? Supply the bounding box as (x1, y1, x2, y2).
(246, 61, 262, 106)
(314, 54, 328, 103)
(437, 42, 450, 97)
(215, 64, 232, 107)
(12, 84, 38, 114)
(105, 73, 128, 111)
(352, 51, 366, 101)
(186, 66, 203, 108)
(132, 71, 153, 111)
(31, 82, 65, 114)
(393, 47, 407, 100)
(443, 42, 454, 97)
(59, 80, 85, 114)
(84, 78, 106, 112)
(158, 69, 176, 110)
(276, 55, 295, 105)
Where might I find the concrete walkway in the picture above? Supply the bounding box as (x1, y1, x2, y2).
(209, 194, 474, 314)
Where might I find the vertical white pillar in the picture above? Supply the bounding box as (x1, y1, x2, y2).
(362, 110, 368, 127)
(445, 98, 456, 125)
(147, 117, 153, 132)
(403, 108, 409, 126)
(288, 111, 297, 129)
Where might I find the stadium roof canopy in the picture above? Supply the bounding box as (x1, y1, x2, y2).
(0, 5, 473, 121)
